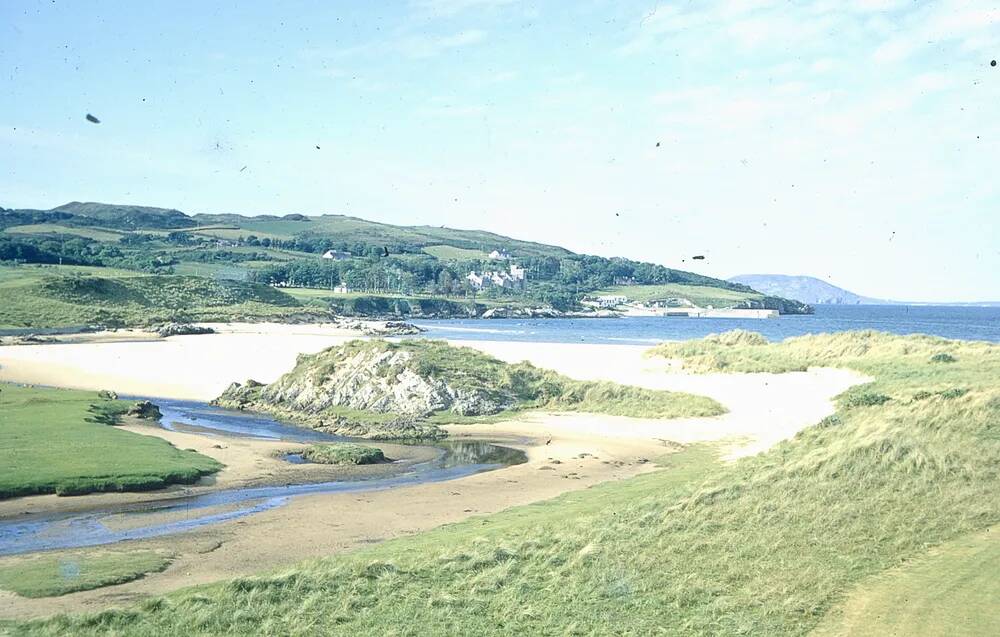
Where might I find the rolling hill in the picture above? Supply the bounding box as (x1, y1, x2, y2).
(1, 202, 813, 326)
(729, 274, 886, 305)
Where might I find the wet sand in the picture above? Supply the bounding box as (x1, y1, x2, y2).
(0, 324, 864, 618)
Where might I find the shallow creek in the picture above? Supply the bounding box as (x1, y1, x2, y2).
(0, 399, 526, 556)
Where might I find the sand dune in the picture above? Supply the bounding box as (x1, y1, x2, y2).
(0, 323, 863, 618)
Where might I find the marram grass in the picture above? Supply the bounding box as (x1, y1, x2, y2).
(9, 331, 1000, 636)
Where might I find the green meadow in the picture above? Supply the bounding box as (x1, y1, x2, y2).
(0, 264, 324, 328)
(0, 384, 221, 498)
(0, 550, 173, 598)
(9, 330, 997, 635)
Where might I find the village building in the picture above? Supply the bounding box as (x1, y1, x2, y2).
(322, 249, 352, 260)
(593, 295, 629, 308)
(466, 263, 526, 290)
(488, 248, 512, 260)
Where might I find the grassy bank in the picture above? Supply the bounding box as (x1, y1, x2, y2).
(0, 384, 221, 498)
(300, 443, 385, 465)
(0, 550, 172, 598)
(0, 264, 327, 328)
(11, 331, 999, 635)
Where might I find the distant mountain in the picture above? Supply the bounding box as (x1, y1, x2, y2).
(728, 274, 887, 305)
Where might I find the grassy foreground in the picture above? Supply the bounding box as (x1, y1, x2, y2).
(9, 331, 1000, 635)
(0, 551, 172, 598)
(811, 528, 999, 636)
(0, 384, 221, 498)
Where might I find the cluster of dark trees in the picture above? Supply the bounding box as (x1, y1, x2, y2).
(0, 235, 170, 272)
(247, 251, 751, 311)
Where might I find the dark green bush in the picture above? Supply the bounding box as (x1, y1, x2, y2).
(842, 391, 892, 408)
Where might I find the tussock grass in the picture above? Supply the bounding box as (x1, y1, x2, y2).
(0, 384, 221, 499)
(0, 550, 172, 598)
(300, 444, 385, 465)
(12, 331, 1000, 635)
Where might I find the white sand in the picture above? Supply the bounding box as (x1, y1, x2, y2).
(0, 323, 863, 458)
(0, 323, 865, 618)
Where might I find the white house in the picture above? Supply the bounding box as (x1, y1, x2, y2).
(322, 249, 352, 260)
(593, 295, 629, 308)
(488, 248, 512, 260)
(467, 264, 527, 291)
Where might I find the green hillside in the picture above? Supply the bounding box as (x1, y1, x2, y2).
(1, 201, 812, 325)
(0, 265, 324, 328)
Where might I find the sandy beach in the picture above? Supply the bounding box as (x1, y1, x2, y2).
(0, 324, 863, 618)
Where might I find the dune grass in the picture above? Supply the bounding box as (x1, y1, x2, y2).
(0, 550, 172, 598)
(811, 528, 1000, 636)
(0, 384, 221, 499)
(300, 443, 385, 465)
(11, 331, 999, 635)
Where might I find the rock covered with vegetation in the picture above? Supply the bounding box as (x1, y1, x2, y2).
(299, 443, 385, 465)
(153, 322, 216, 337)
(330, 318, 424, 336)
(216, 339, 724, 439)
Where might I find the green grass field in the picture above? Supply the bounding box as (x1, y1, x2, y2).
(3, 225, 126, 242)
(421, 245, 489, 260)
(812, 528, 999, 636)
(594, 283, 763, 307)
(9, 331, 999, 635)
(0, 384, 221, 498)
(0, 264, 323, 328)
(0, 550, 173, 598)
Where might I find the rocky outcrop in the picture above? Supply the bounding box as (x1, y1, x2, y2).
(127, 400, 162, 420)
(330, 318, 424, 336)
(480, 306, 618, 319)
(153, 323, 216, 337)
(213, 340, 527, 439)
(732, 296, 814, 315)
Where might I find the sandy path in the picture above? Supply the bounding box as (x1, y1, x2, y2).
(0, 325, 864, 619)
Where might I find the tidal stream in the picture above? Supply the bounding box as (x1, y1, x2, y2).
(0, 400, 525, 556)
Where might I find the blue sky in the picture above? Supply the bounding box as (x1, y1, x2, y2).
(2, 0, 997, 301)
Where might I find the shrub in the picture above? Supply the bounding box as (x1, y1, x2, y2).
(301, 443, 385, 465)
(930, 352, 957, 363)
(842, 391, 892, 408)
(940, 388, 969, 400)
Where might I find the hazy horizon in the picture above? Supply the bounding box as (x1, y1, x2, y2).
(3, 1, 997, 302)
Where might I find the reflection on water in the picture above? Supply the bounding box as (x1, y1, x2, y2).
(0, 401, 525, 556)
(436, 440, 527, 468)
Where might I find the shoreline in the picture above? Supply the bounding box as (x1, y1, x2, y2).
(0, 325, 863, 619)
